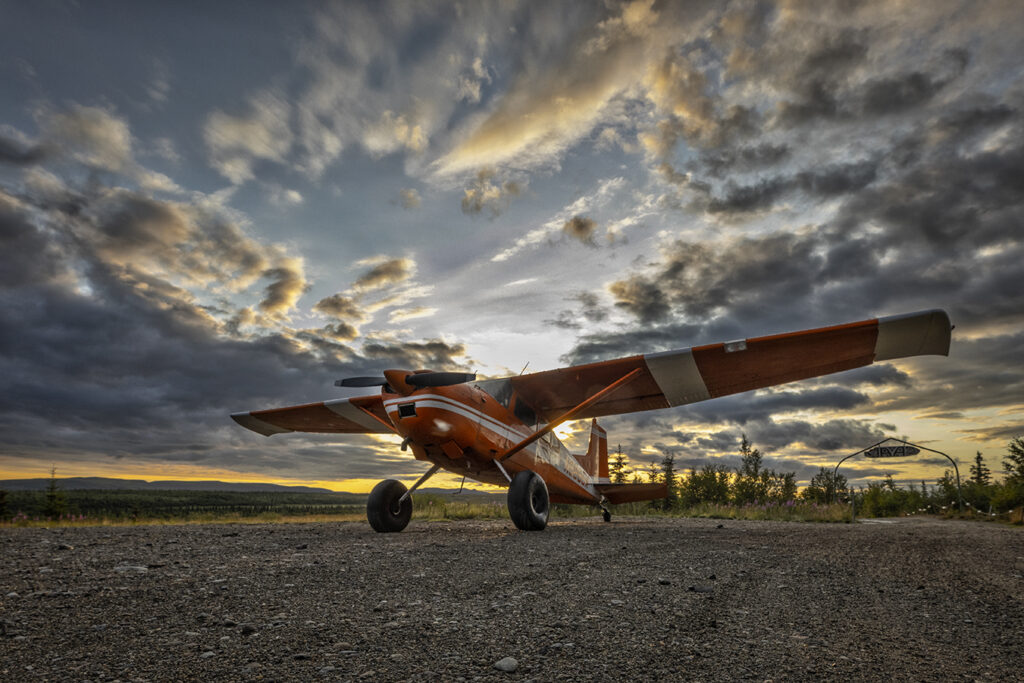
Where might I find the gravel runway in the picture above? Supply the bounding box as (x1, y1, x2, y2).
(2, 517, 1022, 681)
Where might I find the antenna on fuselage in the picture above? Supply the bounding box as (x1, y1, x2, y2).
(519, 362, 529, 375)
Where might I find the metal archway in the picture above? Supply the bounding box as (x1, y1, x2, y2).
(833, 437, 963, 517)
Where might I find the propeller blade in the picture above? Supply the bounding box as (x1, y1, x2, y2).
(405, 371, 476, 388)
(335, 376, 388, 388)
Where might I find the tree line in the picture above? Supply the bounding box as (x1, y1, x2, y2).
(609, 435, 1024, 518)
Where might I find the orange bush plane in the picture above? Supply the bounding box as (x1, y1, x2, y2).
(232, 309, 951, 532)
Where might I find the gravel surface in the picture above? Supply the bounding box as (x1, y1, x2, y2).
(2, 517, 1022, 681)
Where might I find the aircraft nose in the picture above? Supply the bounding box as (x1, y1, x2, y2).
(390, 400, 458, 442)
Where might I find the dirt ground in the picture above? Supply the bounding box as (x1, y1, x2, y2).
(2, 516, 1022, 681)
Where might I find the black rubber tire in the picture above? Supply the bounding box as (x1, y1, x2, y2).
(602, 509, 612, 523)
(507, 470, 549, 531)
(367, 479, 412, 533)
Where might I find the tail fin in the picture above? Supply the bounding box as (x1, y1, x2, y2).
(575, 418, 609, 482)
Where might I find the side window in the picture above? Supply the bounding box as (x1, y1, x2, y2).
(512, 396, 537, 427)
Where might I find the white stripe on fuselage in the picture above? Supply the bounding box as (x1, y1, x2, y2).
(383, 393, 597, 496)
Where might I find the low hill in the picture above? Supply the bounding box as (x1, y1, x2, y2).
(0, 477, 334, 493)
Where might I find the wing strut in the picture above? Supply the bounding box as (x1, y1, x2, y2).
(497, 368, 643, 463)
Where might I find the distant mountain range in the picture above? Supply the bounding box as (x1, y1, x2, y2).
(0, 477, 499, 497)
(0, 477, 336, 493)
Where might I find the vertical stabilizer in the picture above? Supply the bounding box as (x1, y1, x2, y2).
(583, 418, 609, 483)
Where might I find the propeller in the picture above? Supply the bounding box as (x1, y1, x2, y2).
(334, 377, 388, 388)
(406, 371, 476, 387)
(334, 371, 476, 389)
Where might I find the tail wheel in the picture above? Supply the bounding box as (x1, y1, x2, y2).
(507, 470, 549, 531)
(602, 509, 612, 523)
(367, 479, 412, 533)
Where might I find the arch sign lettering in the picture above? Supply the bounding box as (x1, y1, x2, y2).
(864, 445, 920, 458)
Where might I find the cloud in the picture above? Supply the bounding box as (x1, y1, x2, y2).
(491, 176, 625, 261)
(41, 104, 132, 171)
(398, 188, 420, 209)
(360, 339, 471, 371)
(0, 132, 46, 165)
(203, 90, 293, 184)
(460, 167, 523, 217)
(388, 306, 437, 323)
(351, 257, 414, 292)
(363, 110, 428, 156)
(258, 257, 308, 317)
(543, 291, 610, 330)
(313, 293, 364, 320)
(432, 1, 714, 177)
(562, 215, 598, 246)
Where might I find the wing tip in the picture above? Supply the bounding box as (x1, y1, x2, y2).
(875, 309, 952, 360)
(230, 411, 292, 437)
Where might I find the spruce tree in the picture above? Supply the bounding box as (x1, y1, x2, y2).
(1004, 437, 1024, 482)
(660, 454, 678, 510)
(43, 466, 66, 519)
(970, 451, 992, 486)
(609, 445, 630, 484)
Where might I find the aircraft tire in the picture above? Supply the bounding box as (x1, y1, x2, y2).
(603, 509, 612, 523)
(507, 470, 549, 531)
(367, 479, 412, 533)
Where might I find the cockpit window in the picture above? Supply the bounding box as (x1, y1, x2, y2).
(512, 396, 537, 427)
(472, 378, 513, 408)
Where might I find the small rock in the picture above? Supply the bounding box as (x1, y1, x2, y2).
(57, 543, 74, 550)
(359, 670, 376, 679)
(200, 651, 216, 659)
(494, 656, 519, 672)
(223, 619, 237, 628)
(688, 585, 714, 593)
(296, 543, 308, 550)
(239, 623, 257, 635)
(658, 578, 671, 586)
(293, 652, 311, 660)
(114, 565, 148, 573)
(6, 592, 19, 598)
(716, 524, 724, 528)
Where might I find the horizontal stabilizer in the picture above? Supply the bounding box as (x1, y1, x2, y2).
(595, 482, 668, 505)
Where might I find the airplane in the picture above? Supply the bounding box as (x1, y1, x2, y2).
(231, 309, 951, 532)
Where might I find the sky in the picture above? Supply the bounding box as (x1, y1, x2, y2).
(1, 0, 1022, 493)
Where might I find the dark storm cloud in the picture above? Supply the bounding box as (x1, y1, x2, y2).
(769, 29, 966, 128)
(360, 339, 471, 371)
(0, 192, 66, 287)
(608, 231, 822, 323)
(700, 143, 791, 177)
(697, 159, 878, 215)
(543, 291, 610, 330)
(0, 165, 416, 482)
(608, 276, 671, 324)
(0, 134, 46, 165)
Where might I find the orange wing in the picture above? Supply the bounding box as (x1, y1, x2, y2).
(509, 310, 951, 422)
(231, 394, 393, 436)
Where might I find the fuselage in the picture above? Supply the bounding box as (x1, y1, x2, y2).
(380, 382, 600, 504)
